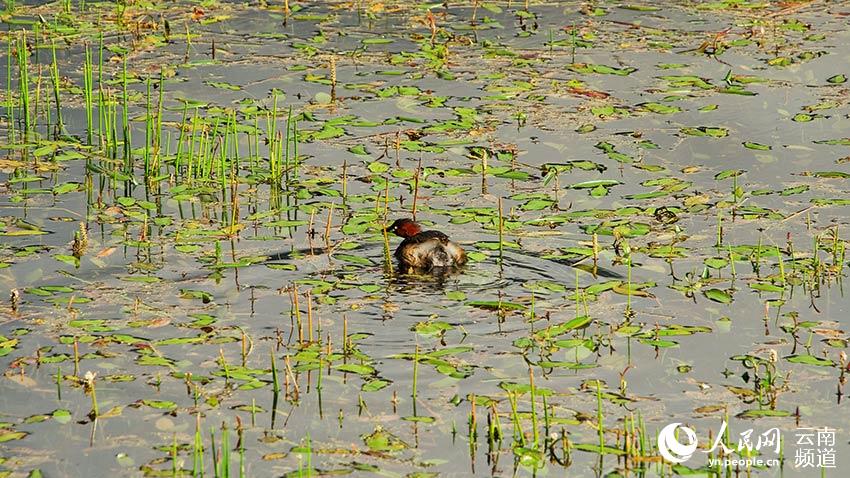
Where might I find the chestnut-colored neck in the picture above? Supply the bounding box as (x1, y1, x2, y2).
(396, 220, 422, 238)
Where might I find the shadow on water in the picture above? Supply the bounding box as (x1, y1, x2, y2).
(3, 1, 850, 476)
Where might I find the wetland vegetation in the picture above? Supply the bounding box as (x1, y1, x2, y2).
(1, 0, 850, 476)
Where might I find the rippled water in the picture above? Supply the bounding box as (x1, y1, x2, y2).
(1, 1, 849, 476)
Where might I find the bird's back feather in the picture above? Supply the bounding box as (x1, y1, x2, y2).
(395, 230, 465, 269)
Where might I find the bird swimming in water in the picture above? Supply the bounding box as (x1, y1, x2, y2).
(386, 218, 467, 271)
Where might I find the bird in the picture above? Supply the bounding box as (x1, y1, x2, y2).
(386, 218, 467, 270)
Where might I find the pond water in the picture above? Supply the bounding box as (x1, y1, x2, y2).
(1, 1, 849, 476)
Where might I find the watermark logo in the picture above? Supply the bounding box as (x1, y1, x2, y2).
(794, 428, 836, 469)
(657, 423, 697, 463)
(656, 421, 835, 469)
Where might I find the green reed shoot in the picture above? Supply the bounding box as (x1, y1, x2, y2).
(266, 94, 279, 182)
(727, 244, 736, 277)
(50, 39, 63, 133)
(171, 433, 178, 478)
(209, 427, 218, 478)
(497, 197, 504, 265)
(715, 210, 723, 247)
(832, 226, 847, 267)
(270, 348, 280, 427)
(288, 108, 298, 181)
(574, 269, 581, 318)
(36, 58, 46, 135)
(55, 366, 62, 400)
(98, 33, 106, 150)
(487, 403, 502, 448)
(281, 105, 291, 183)
(626, 254, 633, 315)
(251, 115, 259, 174)
(508, 390, 524, 447)
(341, 159, 348, 203)
(122, 55, 132, 176)
(144, 76, 152, 177)
(777, 243, 786, 285)
(542, 393, 551, 445)
(155, 67, 164, 174)
(468, 393, 477, 451)
(638, 411, 646, 456)
(529, 367, 539, 449)
(238, 424, 245, 478)
(187, 107, 200, 179)
(83, 44, 94, 145)
(7, 35, 14, 142)
(72, 337, 80, 376)
(17, 31, 31, 139)
(108, 90, 119, 160)
(596, 381, 604, 451)
(192, 412, 204, 478)
(300, 434, 313, 477)
(412, 344, 419, 410)
(220, 424, 230, 478)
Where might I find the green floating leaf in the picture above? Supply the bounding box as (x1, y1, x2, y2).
(362, 379, 391, 392)
(703, 288, 733, 304)
(715, 169, 745, 180)
(0, 430, 28, 443)
(362, 426, 407, 452)
(53, 182, 81, 195)
(179, 289, 214, 303)
(680, 126, 728, 138)
(334, 254, 375, 266)
(780, 185, 809, 196)
(827, 74, 847, 84)
(52, 409, 72, 424)
(639, 102, 681, 114)
(639, 338, 678, 348)
(336, 363, 376, 375)
(622, 3, 662, 10)
(573, 443, 627, 454)
(750, 282, 786, 293)
(809, 171, 850, 179)
(814, 138, 850, 146)
(535, 316, 592, 340)
(567, 63, 637, 76)
(785, 354, 835, 367)
(142, 399, 178, 410)
(414, 320, 453, 336)
(537, 361, 597, 370)
(362, 37, 394, 45)
(743, 141, 771, 151)
(55, 254, 80, 268)
(465, 300, 526, 311)
(348, 144, 369, 155)
(401, 415, 435, 423)
(570, 179, 620, 189)
(205, 81, 241, 91)
(736, 409, 792, 419)
(811, 198, 850, 206)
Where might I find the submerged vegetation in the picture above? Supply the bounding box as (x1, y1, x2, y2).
(0, 0, 849, 476)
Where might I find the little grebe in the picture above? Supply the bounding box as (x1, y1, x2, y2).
(386, 218, 467, 270)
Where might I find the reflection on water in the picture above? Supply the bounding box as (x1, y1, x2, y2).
(1, 1, 849, 476)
